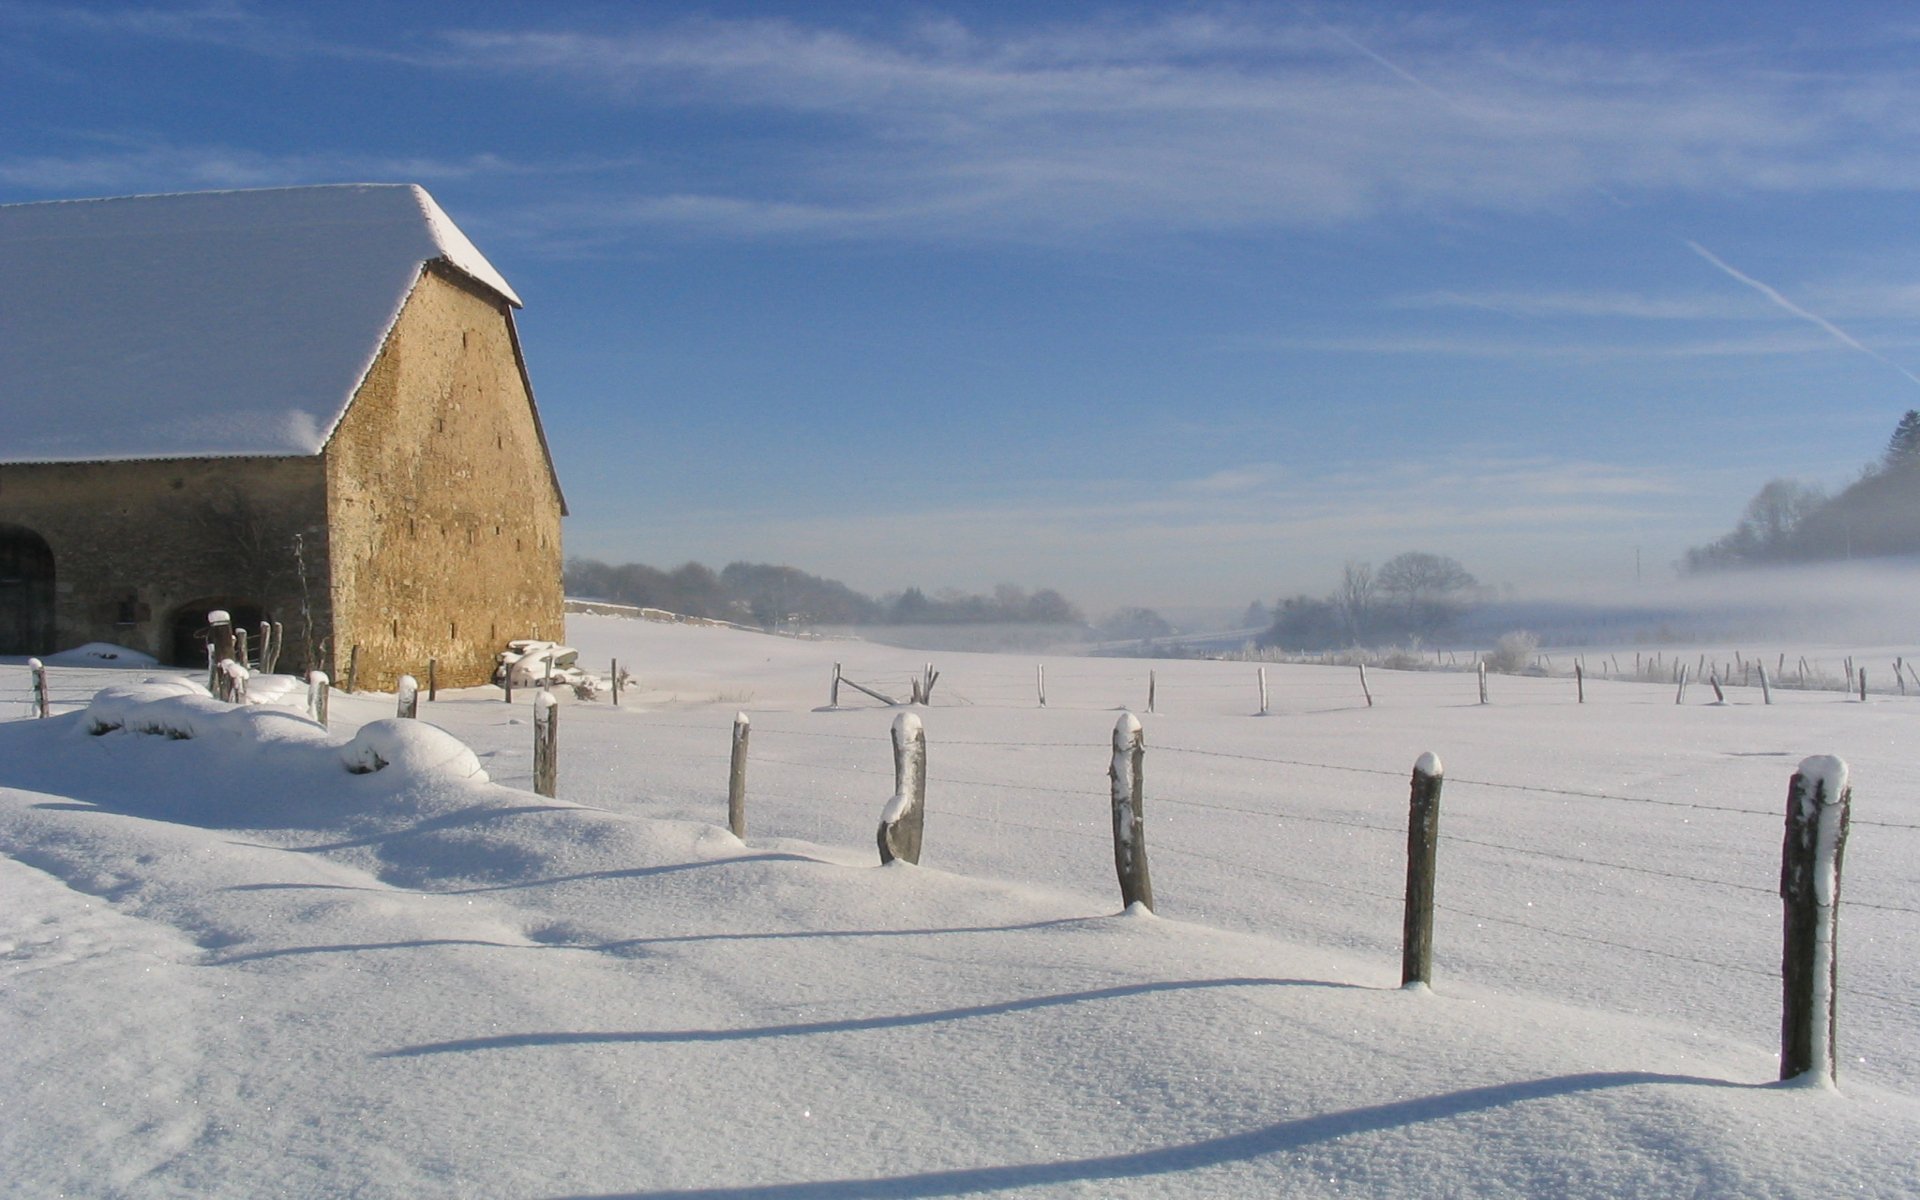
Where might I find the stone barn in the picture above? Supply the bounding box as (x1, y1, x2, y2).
(0, 184, 566, 690)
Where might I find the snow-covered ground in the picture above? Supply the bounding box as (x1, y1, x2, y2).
(3, 613, 1917, 1197)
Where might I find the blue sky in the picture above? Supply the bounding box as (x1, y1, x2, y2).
(7, 1, 1920, 618)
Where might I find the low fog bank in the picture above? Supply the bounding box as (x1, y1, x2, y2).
(1467, 558, 1920, 648)
(819, 623, 1090, 654)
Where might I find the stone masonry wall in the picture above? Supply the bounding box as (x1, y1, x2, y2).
(323, 264, 565, 692)
(0, 456, 331, 668)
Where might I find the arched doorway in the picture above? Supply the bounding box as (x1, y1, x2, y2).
(167, 599, 269, 668)
(0, 525, 56, 655)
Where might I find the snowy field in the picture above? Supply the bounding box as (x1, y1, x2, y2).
(3, 613, 1918, 1198)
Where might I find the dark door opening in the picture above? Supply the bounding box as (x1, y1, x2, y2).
(168, 600, 269, 668)
(0, 525, 55, 655)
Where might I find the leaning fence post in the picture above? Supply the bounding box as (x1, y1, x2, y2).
(29, 658, 50, 718)
(533, 691, 559, 798)
(1780, 756, 1851, 1084)
(1674, 664, 1689, 705)
(307, 671, 329, 726)
(1359, 663, 1373, 708)
(877, 712, 926, 865)
(1109, 712, 1153, 912)
(396, 674, 419, 719)
(1402, 752, 1445, 988)
(728, 712, 750, 840)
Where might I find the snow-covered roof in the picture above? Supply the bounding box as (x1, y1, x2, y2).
(0, 184, 520, 464)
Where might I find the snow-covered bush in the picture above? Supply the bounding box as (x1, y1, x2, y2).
(1484, 630, 1541, 674)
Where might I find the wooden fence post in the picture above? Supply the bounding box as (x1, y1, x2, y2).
(1758, 664, 1773, 705)
(1359, 663, 1373, 708)
(1857, 670, 1867, 703)
(345, 644, 360, 694)
(1674, 664, 1689, 705)
(427, 658, 438, 702)
(831, 662, 842, 708)
(235, 627, 250, 670)
(1037, 664, 1047, 708)
(503, 659, 514, 704)
(1575, 663, 1585, 704)
(1109, 712, 1153, 912)
(1401, 752, 1445, 988)
(1780, 756, 1851, 1084)
(29, 658, 49, 718)
(877, 712, 926, 865)
(396, 675, 419, 719)
(728, 712, 750, 840)
(533, 691, 558, 798)
(611, 658, 620, 706)
(307, 671, 329, 726)
(1709, 673, 1726, 703)
(1257, 666, 1269, 716)
(1147, 671, 1157, 715)
(1476, 660, 1488, 705)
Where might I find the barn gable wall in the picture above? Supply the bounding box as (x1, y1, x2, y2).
(0, 456, 331, 667)
(323, 264, 564, 691)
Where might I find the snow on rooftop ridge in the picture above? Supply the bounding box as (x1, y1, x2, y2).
(0, 184, 520, 465)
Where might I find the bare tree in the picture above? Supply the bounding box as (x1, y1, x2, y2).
(1335, 561, 1376, 643)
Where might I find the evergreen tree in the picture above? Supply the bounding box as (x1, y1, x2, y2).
(1886, 409, 1920, 470)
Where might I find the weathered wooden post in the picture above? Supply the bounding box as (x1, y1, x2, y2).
(533, 691, 558, 799)
(205, 642, 217, 692)
(29, 658, 49, 718)
(1109, 712, 1152, 911)
(396, 674, 419, 719)
(1709, 673, 1726, 703)
(1476, 660, 1488, 705)
(1359, 663, 1373, 708)
(877, 712, 926, 865)
(218, 659, 248, 704)
(1257, 666, 1269, 716)
(307, 671, 329, 726)
(727, 712, 750, 840)
(1857, 669, 1867, 703)
(611, 658, 620, 706)
(1780, 756, 1851, 1084)
(345, 644, 361, 693)
(1896, 659, 1907, 697)
(1674, 664, 1689, 705)
(1575, 663, 1585, 704)
(1758, 664, 1773, 705)
(1147, 670, 1157, 715)
(427, 658, 438, 702)
(258, 621, 274, 673)
(831, 662, 842, 708)
(1037, 664, 1047, 708)
(1401, 752, 1444, 988)
(235, 627, 250, 669)
(503, 659, 514, 704)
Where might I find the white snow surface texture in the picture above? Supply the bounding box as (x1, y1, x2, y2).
(0, 183, 517, 463)
(3, 616, 1919, 1197)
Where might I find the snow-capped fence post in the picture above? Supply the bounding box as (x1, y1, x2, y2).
(533, 691, 559, 799)
(218, 660, 248, 704)
(345, 644, 360, 694)
(1575, 663, 1585, 704)
(258, 621, 274, 673)
(307, 671, 329, 726)
(1476, 660, 1488, 705)
(1257, 667, 1269, 716)
(1359, 664, 1373, 708)
(396, 675, 418, 719)
(1758, 665, 1773, 705)
(29, 658, 49, 718)
(728, 712, 750, 840)
(1779, 757, 1851, 1085)
(1401, 753, 1444, 988)
(427, 659, 438, 702)
(1109, 712, 1152, 911)
(877, 712, 926, 865)
(235, 627, 250, 669)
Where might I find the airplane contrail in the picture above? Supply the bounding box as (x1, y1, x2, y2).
(1685, 239, 1920, 388)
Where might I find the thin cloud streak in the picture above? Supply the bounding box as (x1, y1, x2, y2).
(1684, 239, 1920, 388)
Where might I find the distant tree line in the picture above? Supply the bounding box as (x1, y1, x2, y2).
(565, 557, 1084, 630)
(1258, 551, 1483, 650)
(1684, 409, 1920, 571)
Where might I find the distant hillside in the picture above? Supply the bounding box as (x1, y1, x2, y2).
(1686, 409, 1920, 570)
